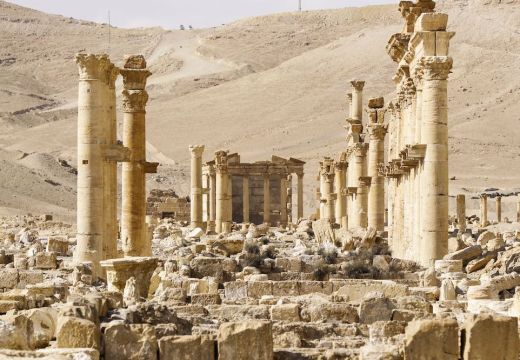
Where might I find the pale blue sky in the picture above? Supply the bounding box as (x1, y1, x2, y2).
(7, 0, 396, 29)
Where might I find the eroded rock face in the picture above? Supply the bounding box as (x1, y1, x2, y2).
(56, 316, 99, 349)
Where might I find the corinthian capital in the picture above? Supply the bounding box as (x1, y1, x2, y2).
(351, 80, 365, 91)
(189, 145, 205, 157)
(368, 124, 388, 140)
(122, 90, 148, 112)
(75, 53, 109, 81)
(421, 56, 453, 80)
(106, 64, 119, 89)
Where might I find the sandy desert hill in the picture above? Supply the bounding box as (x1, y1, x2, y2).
(0, 0, 519, 223)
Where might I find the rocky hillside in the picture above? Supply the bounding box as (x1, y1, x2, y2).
(0, 0, 519, 221)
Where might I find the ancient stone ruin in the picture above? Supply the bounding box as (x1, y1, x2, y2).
(0, 1, 519, 360)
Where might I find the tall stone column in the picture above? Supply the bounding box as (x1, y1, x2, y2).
(347, 93, 353, 118)
(320, 158, 335, 222)
(297, 173, 304, 220)
(74, 54, 109, 276)
(280, 175, 288, 227)
(120, 55, 154, 257)
(480, 194, 488, 227)
(496, 196, 502, 223)
(351, 80, 365, 121)
(350, 144, 368, 228)
(242, 175, 250, 225)
(287, 175, 293, 225)
(103, 61, 120, 261)
(208, 169, 216, 232)
(334, 160, 348, 228)
(263, 173, 271, 225)
(419, 56, 453, 266)
(215, 164, 229, 233)
(189, 145, 205, 229)
(456, 194, 466, 233)
(368, 123, 387, 232)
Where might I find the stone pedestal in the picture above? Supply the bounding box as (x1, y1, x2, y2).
(100, 257, 158, 299)
(120, 55, 154, 257)
(189, 145, 205, 229)
(419, 56, 452, 266)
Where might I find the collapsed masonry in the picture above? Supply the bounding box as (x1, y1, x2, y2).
(74, 54, 158, 277)
(315, 1, 453, 267)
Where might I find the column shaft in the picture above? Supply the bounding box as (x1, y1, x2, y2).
(456, 194, 466, 233)
(480, 194, 488, 227)
(496, 196, 502, 223)
(280, 175, 288, 226)
(334, 162, 347, 228)
(189, 145, 205, 229)
(263, 174, 271, 225)
(419, 56, 452, 266)
(297, 174, 304, 220)
(243, 176, 250, 224)
(368, 125, 386, 231)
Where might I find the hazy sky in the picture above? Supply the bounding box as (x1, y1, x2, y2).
(8, 0, 396, 29)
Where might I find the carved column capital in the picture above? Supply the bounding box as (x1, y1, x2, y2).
(369, 124, 388, 140)
(75, 53, 109, 80)
(421, 56, 453, 80)
(122, 90, 149, 112)
(350, 80, 365, 91)
(189, 145, 205, 157)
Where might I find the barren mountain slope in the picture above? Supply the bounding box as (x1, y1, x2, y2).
(0, 0, 519, 221)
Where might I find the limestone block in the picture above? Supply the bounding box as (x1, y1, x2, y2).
(0, 314, 34, 350)
(415, 13, 449, 32)
(224, 281, 247, 300)
(359, 293, 395, 324)
(368, 321, 406, 343)
(477, 231, 495, 247)
(434, 260, 463, 274)
(463, 313, 519, 360)
(100, 257, 158, 299)
(248, 281, 273, 298)
(0, 300, 20, 313)
(367, 97, 385, 109)
(34, 252, 57, 269)
(159, 335, 214, 360)
(299, 281, 332, 295)
(217, 321, 273, 360)
(272, 281, 299, 297)
(56, 316, 99, 350)
(312, 219, 335, 244)
(18, 270, 44, 289)
(408, 287, 440, 302)
(404, 319, 459, 360)
(191, 294, 221, 305)
(25, 308, 57, 348)
(46, 237, 69, 256)
(207, 305, 270, 322)
(188, 228, 204, 238)
(360, 345, 402, 359)
(104, 323, 158, 360)
(270, 304, 300, 322)
(306, 303, 359, 323)
(465, 253, 496, 273)
(0, 348, 99, 359)
(443, 245, 481, 263)
(207, 239, 244, 255)
(334, 280, 409, 301)
(0, 269, 19, 289)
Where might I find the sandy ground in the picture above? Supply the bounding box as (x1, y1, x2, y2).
(0, 0, 519, 222)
